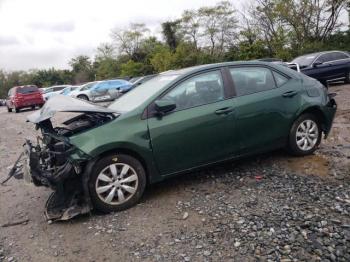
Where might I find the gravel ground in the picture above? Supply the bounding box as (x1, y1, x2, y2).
(0, 84, 349, 262)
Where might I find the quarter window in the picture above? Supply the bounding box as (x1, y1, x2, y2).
(162, 71, 224, 111)
(229, 67, 276, 96)
(272, 71, 289, 87)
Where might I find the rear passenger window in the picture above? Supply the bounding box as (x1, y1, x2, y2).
(229, 67, 276, 96)
(272, 71, 289, 87)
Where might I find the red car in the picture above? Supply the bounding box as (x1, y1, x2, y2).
(6, 85, 45, 113)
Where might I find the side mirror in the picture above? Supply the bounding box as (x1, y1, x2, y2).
(313, 61, 323, 67)
(154, 99, 176, 115)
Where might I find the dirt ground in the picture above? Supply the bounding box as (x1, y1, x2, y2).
(0, 84, 349, 262)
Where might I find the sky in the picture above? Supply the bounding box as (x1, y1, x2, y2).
(0, 0, 348, 71)
(0, 0, 224, 71)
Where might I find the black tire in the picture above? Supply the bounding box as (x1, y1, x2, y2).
(15, 107, 19, 113)
(31, 105, 35, 110)
(77, 95, 89, 101)
(288, 113, 322, 156)
(7, 107, 12, 112)
(88, 154, 147, 213)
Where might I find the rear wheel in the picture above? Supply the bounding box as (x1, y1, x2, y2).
(288, 113, 322, 156)
(31, 105, 35, 110)
(15, 107, 20, 113)
(88, 154, 146, 213)
(77, 95, 89, 101)
(7, 106, 12, 112)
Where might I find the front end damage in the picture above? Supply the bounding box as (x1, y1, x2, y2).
(2, 95, 117, 221)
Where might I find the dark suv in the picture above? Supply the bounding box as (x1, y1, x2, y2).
(291, 51, 350, 85)
(6, 85, 45, 113)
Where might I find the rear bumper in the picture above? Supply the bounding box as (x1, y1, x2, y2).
(16, 99, 44, 108)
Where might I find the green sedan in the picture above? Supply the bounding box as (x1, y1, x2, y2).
(8, 61, 337, 220)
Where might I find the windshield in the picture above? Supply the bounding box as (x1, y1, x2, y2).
(108, 74, 180, 112)
(292, 55, 317, 67)
(44, 88, 54, 93)
(80, 82, 98, 91)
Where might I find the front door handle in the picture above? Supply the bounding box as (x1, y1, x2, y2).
(215, 107, 234, 115)
(282, 91, 298, 98)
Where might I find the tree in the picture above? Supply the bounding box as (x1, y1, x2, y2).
(198, 1, 238, 56)
(69, 55, 94, 83)
(181, 10, 201, 50)
(95, 43, 116, 62)
(161, 20, 183, 51)
(150, 46, 174, 72)
(120, 60, 145, 77)
(111, 23, 149, 61)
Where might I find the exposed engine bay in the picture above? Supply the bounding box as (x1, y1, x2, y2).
(2, 95, 117, 221)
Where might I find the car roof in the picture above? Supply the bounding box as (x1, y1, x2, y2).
(297, 50, 347, 58)
(160, 61, 285, 76)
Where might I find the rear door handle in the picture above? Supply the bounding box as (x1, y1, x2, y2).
(215, 107, 234, 115)
(282, 91, 298, 98)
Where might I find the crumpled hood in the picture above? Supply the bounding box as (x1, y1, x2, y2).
(27, 95, 117, 124)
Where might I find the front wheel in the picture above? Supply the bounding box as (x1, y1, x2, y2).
(288, 114, 322, 156)
(7, 107, 12, 112)
(15, 107, 20, 113)
(88, 154, 147, 213)
(77, 95, 89, 101)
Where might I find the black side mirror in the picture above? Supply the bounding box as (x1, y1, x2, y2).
(154, 99, 176, 115)
(313, 61, 323, 67)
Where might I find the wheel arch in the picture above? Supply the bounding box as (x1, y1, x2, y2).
(296, 106, 327, 132)
(90, 147, 151, 184)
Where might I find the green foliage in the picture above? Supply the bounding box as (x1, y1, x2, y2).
(120, 60, 145, 77)
(95, 58, 120, 80)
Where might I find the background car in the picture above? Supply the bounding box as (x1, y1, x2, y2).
(6, 85, 44, 113)
(69, 81, 99, 100)
(291, 50, 350, 85)
(43, 85, 70, 100)
(72, 79, 132, 102)
(131, 74, 157, 89)
(60, 85, 79, 96)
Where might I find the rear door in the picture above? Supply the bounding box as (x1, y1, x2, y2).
(147, 69, 239, 176)
(228, 66, 301, 154)
(307, 53, 337, 82)
(326, 52, 350, 80)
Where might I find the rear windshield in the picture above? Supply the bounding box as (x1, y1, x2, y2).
(16, 86, 38, 94)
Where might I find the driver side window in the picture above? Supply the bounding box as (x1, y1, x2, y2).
(163, 71, 224, 111)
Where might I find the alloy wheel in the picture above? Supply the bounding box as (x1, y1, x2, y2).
(95, 163, 139, 205)
(295, 119, 319, 151)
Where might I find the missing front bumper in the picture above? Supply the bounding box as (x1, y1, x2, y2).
(3, 140, 92, 222)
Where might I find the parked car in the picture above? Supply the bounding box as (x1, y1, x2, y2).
(43, 85, 70, 100)
(69, 81, 100, 100)
(60, 86, 79, 96)
(71, 79, 132, 102)
(6, 85, 44, 113)
(131, 74, 157, 88)
(0, 99, 6, 106)
(291, 51, 350, 85)
(8, 61, 336, 220)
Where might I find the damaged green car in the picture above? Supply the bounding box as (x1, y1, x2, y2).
(6, 61, 337, 221)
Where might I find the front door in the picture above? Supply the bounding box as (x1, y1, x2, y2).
(147, 70, 239, 176)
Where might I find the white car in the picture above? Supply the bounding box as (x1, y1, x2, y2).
(69, 81, 100, 100)
(43, 85, 70, 100)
